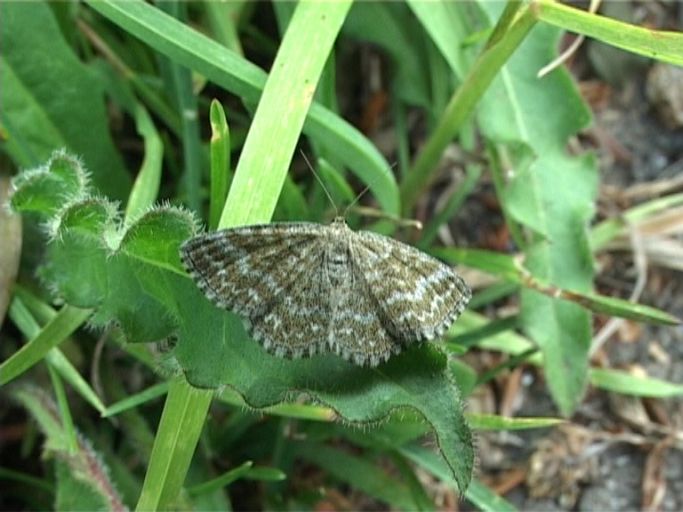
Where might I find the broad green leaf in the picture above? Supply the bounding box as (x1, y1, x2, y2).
(10, 151, 89, 216)
(174, 304, 473, 493)
(11, 149, 474, 494)
(0, 1, 130, 200)
(478, 13, 598, 415)
(336, 410, 432, 450)
(450, 359, 479, 397)
(41, 202, 191, 343)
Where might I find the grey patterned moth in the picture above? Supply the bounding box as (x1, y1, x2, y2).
(181, 217, 470, 366)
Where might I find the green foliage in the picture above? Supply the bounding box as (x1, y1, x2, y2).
(2, 1, 682, 510)
(478, 10, 597, 414)
(0, 2, 131, 200)
(11, 148, 472, 501)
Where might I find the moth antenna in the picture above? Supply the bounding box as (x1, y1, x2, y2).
(342, 185, 371, 219)
(299, 150, 339, 217)
(343, 160, 403, 220)
(342, 160, 400, 219)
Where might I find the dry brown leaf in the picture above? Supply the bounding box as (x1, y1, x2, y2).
(527, 425, 600, 508)
(641, 437, 672, 511)
(0, 175, 22, 326)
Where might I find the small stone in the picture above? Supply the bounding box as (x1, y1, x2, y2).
(647, 63, 683, 129)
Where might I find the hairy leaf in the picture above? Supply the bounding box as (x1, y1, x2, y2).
(11, 151, 474, 492)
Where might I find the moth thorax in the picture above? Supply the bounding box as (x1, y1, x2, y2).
(325, 243, 350, 286)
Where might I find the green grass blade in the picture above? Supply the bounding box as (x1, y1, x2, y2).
(400, 445, 517, 512)
(418, 164, 482, 249)
(219, 0, 353, 227)
(9, 295, 107, 414)
(453, 311, 542, 363)
(187, 461, 253, 496)
(563, 291, 680, 326)
(218, 388, 337, 422)
(124, 102, 163, 221)
(468, 281, 519, 309)
(93, 63, 163, 220)
(294, 442, 420, 510)
(400, 5, 537, 213)
(468, 414, 563, 430)
(85, 0, 398, 216)
(47, 365, 78, 454)
(136, 2, 352, 509)
(438, 247, 679, 326)
(536, 0, 683, 66)
(450, 315, 520, 349)
(46, 350, 106, 415)
(0, 466, 55, 495)
(209, 100, 231, 230)
(475, 347, 539, 385)
(590, 368, 683, 398)
(407, 0, 470, 78)
(160, 2, 202, 213)
(0, 304, 91, 387)
(466, 478, 519, 512)
(102, 382, 169, 418)
(203, 1, 243, 54)
(392, 454, 436, 512)
(590, 193, 683, 250)
(135, 378, 213, 511)
(242, 466, 286, 482)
